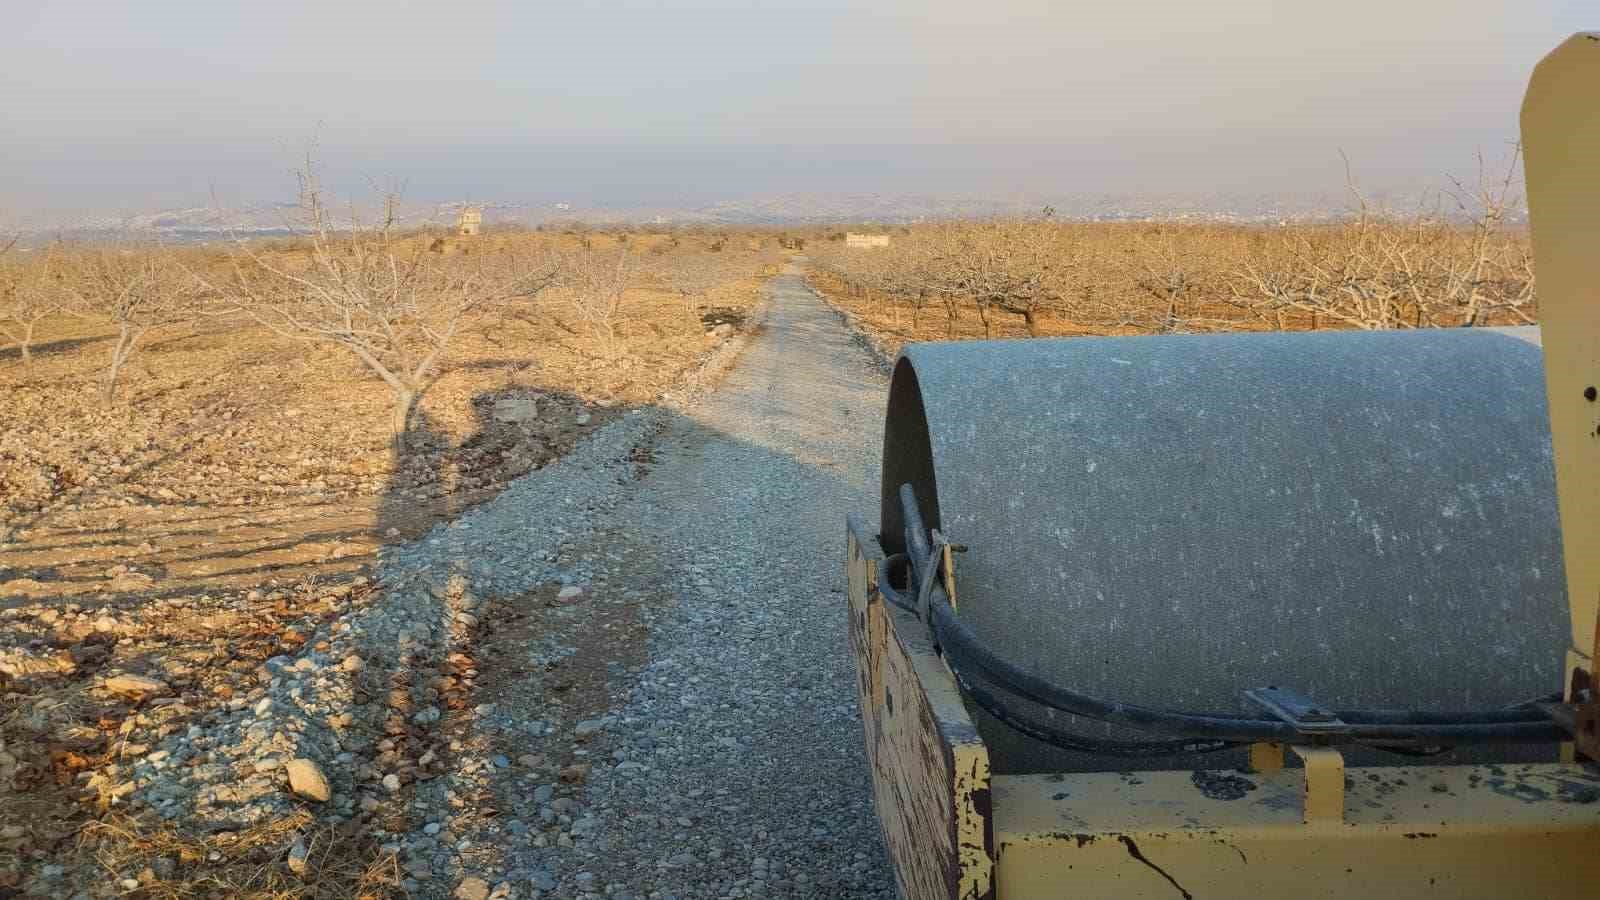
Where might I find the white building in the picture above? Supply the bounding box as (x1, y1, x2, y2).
(845, 232, 890, 248)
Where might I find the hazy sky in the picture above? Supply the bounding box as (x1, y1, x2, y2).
(1, 1, 1591, 224)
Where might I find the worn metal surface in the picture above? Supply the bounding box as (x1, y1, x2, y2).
(848, 518, 994, 900)
(882, 328, 1568, 772)
(991, 761, 1600, 899)
(847, 529, 1600, 900)
(1287, 745, 1344, 822)
(1522, 32, 1600, 759)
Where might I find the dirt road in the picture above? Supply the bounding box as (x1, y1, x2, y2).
(394, 267, 896, 898)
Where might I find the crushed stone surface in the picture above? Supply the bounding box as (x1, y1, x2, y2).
(518, 268, 895, 898)
(115, 265, 895, 898)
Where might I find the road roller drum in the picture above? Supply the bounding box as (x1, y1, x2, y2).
(881, 328, 1567, 772)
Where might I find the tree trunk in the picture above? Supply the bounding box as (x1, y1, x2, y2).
(391, 388, 418, 448)
(18, 321, 34, 368)
(101, 323, 137, 405)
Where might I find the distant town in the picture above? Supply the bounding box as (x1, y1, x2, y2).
(0, 187, 1519, 246)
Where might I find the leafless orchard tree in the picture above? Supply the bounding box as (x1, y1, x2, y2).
(560, 248, 635, 359)
(1229, 221, 1419, 330)
(1230, 149, 1534, 331)
(1133, 232, 1202, 333)
(209, 165, 557, 444)
(986, 223, 1065, 336)
(1437, 145, 1536, 326)
(656, 252, 727, 328)
(1227, 157, 1413, 331)
(0, 239, 66, 370)
(58, 246, 199, 403)
(912, 222, 1063, 337)
(810, 153, 1538, 342)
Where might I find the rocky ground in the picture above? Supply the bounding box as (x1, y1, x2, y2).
(0, 254, 780, 896)
(0, 263, 894, 898)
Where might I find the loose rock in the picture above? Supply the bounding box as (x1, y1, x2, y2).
(103, 673, 168, 697)
(286, 838, 310, 875)
(284, 759, 331, 802)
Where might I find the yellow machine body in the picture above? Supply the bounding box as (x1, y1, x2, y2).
(847, 33, 1600, 900)
(849, 522, 1600, 900)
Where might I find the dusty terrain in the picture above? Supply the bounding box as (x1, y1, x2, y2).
(0, 236, 783, 897)
(0, 215, 1546, 898)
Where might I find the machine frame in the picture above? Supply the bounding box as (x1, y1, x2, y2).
(846, 33, 1600, 900)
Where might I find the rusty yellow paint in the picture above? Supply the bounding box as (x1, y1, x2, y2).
(992, 762, 1600, 899)
(1247, 742, 1284, 773)
(849, 514, 1600, 898)
(940, 541, 958, 611)
(848, 517, 994, 900)
(1561, 648, 1588, 763)
(1287, 745, 1344, 823)
(1522, 33, 1600, 679)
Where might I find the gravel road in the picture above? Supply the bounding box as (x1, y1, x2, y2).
(377, 267, 897, 899)
(552, 267, 894, 898)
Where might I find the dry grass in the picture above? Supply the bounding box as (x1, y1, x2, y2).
(78, 812, 400, 899)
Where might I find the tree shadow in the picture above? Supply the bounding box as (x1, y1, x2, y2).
(0, 333, 110, 364)
(343, 387, 891, 894)
(375, 408, 452, 544)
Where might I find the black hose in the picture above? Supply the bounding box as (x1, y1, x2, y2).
(928, 590, 1565, 743)
(883, 487, 1569, 747)
(953, 664, 1243, 757)
(884, 574, 1464, 757)
(897, 484, 933, 581)
(881, 551, 1556, 730)
(955, 654, 1459, 759)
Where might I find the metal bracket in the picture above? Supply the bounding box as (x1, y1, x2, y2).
(1290, 744, 1346, 823)
(1556, 664, 1600, 760)
(1245, 686, 1351, 736)
(1249, 690, 1348, 822)
(1248, 741, 1285, 773)
(931, 528, 960, 612)
(911, 528, 965, 622)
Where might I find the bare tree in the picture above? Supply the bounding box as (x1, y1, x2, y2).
(1438, 145, 1534, 326)
(0, 240, 65, 369)
(59, 246, 198, 403)
(1230, 149, 1534, 332)
(1229, 156, 1419, 332)
(922, 222, 1060, 337)
(560, 248, 635, 359)
(657, 251, 727, 328)
(811, 162, 1537, 344)
(1134, 232, 1199, 333)
(987, 223, 1064, 336)
(212, 163, 556, 443)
